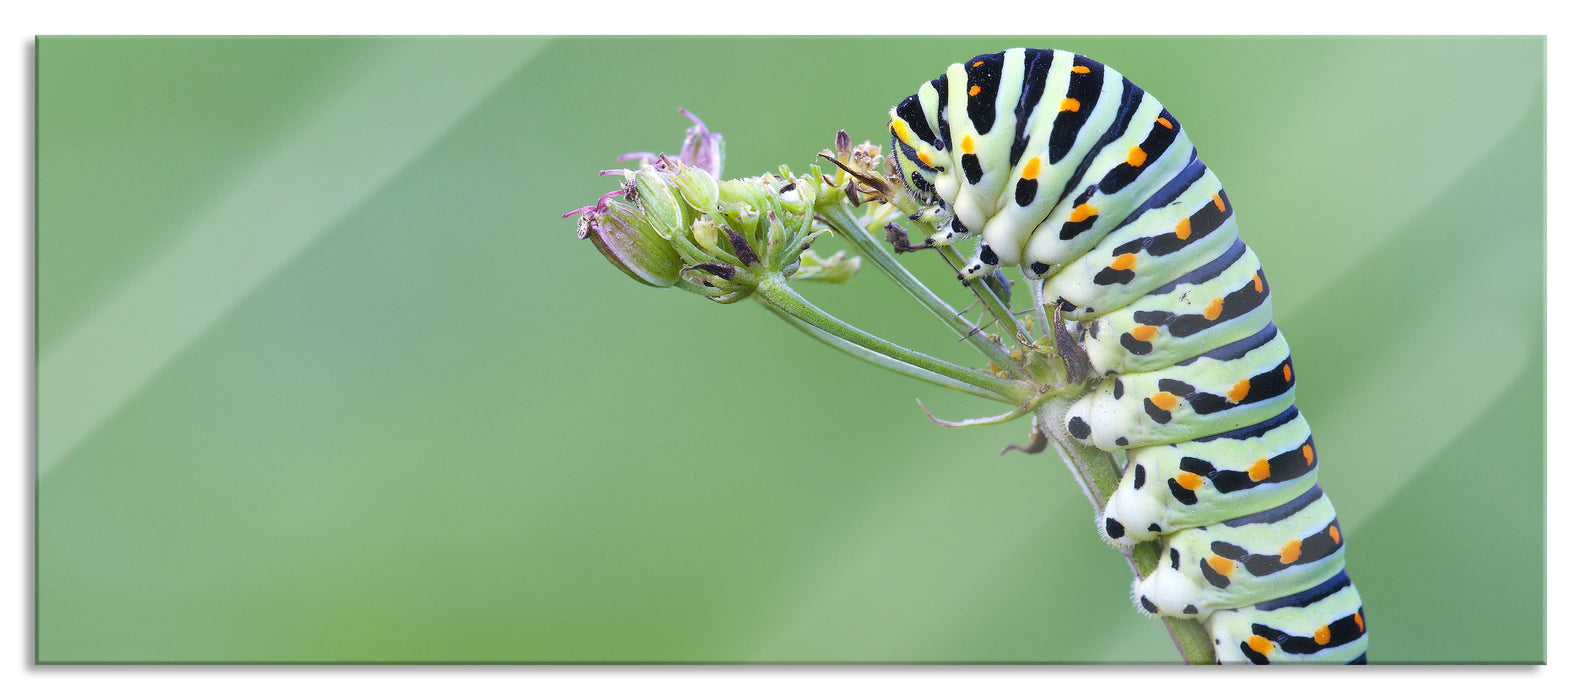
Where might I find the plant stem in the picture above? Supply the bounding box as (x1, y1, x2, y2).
(933, 244, 1029, 350)
(817, 205, 1019, 374)
(1030, 398, 1218, 665)
(759, 298, 1011, 403)
(754, 274, 1027, 402)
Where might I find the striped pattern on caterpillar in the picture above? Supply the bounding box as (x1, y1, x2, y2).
(888, 48, 1367, 664)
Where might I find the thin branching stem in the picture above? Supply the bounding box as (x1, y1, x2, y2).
(760, 299, 1011, 403)
(755, 274, 1029, 402)
(817, 205, 1020, 374)
(933, 245, 1029, 350)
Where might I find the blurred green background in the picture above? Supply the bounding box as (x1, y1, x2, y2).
(36, 37, 1543, 663)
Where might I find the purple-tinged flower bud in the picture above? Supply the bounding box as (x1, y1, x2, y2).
(566, 196, 682, 288)
(677, 108, 725, 179)
(616, 108, 726, 178)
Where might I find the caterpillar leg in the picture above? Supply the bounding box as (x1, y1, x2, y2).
(1065, 327, 1296, 452)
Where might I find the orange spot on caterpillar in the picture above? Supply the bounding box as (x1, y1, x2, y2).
(960, 134, 975, 154)
(1314, 625, 1332, 645)
(1212, 193, 1226, 212)
(1227, 379, 1250, 403)
(1151, 392, 1178, 411)
(1328, 525, 1341, 544)
(1303, 444, 1314, 465)
(1069, 202, 1098, 222)
(1203, 297, 1224, 321)
(1021, 157, 1041, 180)
(1071, 65, 1090, 74)
(1247, 635, 1274, 654)
(917, 150, 933, 168)
(1060, 97, 1081, 112)
(1175, 218, 1192, 240)
(1130, 325, 1158, 341)
(890, 118, 907, 138)
(1126, 146, 1147, 167)
(1175, 472, 1202, 490)
(1157, 117, 1173, 129)
(969, 84, 982, 97)
(1248, 459, 1271, 481)
(1208, 555, 1236, 577)
(972, 60, 985, 67)
(1253, 272, 1264, 293)
(1110, 253, 1137, 271)
(1355, 612, 1365, 631)
(1279, 540, 1302, 564)
(1283, 363, 1292, 382)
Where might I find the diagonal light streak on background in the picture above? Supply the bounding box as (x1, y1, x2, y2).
(1227, 54, 1540, 315)
(1322, 235, 1532, 531)
(38, 39, 547, 476)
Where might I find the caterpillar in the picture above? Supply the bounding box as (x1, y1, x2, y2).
(888, 49, 1367, 664)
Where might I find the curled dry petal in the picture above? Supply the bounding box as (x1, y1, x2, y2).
(677, 108, 725, 178)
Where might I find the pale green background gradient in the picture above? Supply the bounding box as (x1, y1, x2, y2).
(37, 37, 1543, 663)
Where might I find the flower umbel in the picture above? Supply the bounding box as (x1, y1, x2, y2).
(567, 110, 839, 303)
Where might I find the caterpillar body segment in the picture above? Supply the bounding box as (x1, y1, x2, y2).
(1131, 484, 1346, 618)
(1065, 325, 1297, 451)
(889, 49, 1366, 664)
(1077, 242, 1275, 377)
(1045, 178, 1239, 324)
(1101, 405, 1321, 548)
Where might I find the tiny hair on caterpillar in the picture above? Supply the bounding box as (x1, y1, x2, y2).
(888, 48, 1366, 664)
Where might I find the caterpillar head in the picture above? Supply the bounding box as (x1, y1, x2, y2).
(888, 138, 937, 207)
(888, 101, 946, 207)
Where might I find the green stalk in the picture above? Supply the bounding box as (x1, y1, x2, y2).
(759, 298, 1010, 403)
(817, 205, 1019, 374)
(933, 244, 1028, 351)
(754, 274, 1027, 402)
(1031, 398, 1217, 665)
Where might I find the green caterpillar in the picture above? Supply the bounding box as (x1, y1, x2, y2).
(888, 48, 1366, 664)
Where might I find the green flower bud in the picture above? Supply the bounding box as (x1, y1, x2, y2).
(778, 177, 816, 218)
(689, 217, 730, 259)
(726, 202, 759, 239)
(716, 178, 765, 211)
(791, 250, 861, 284)
(673, 164, 720, 214)
(764, 212, 787, 256)
(633, 166, 685, 240)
